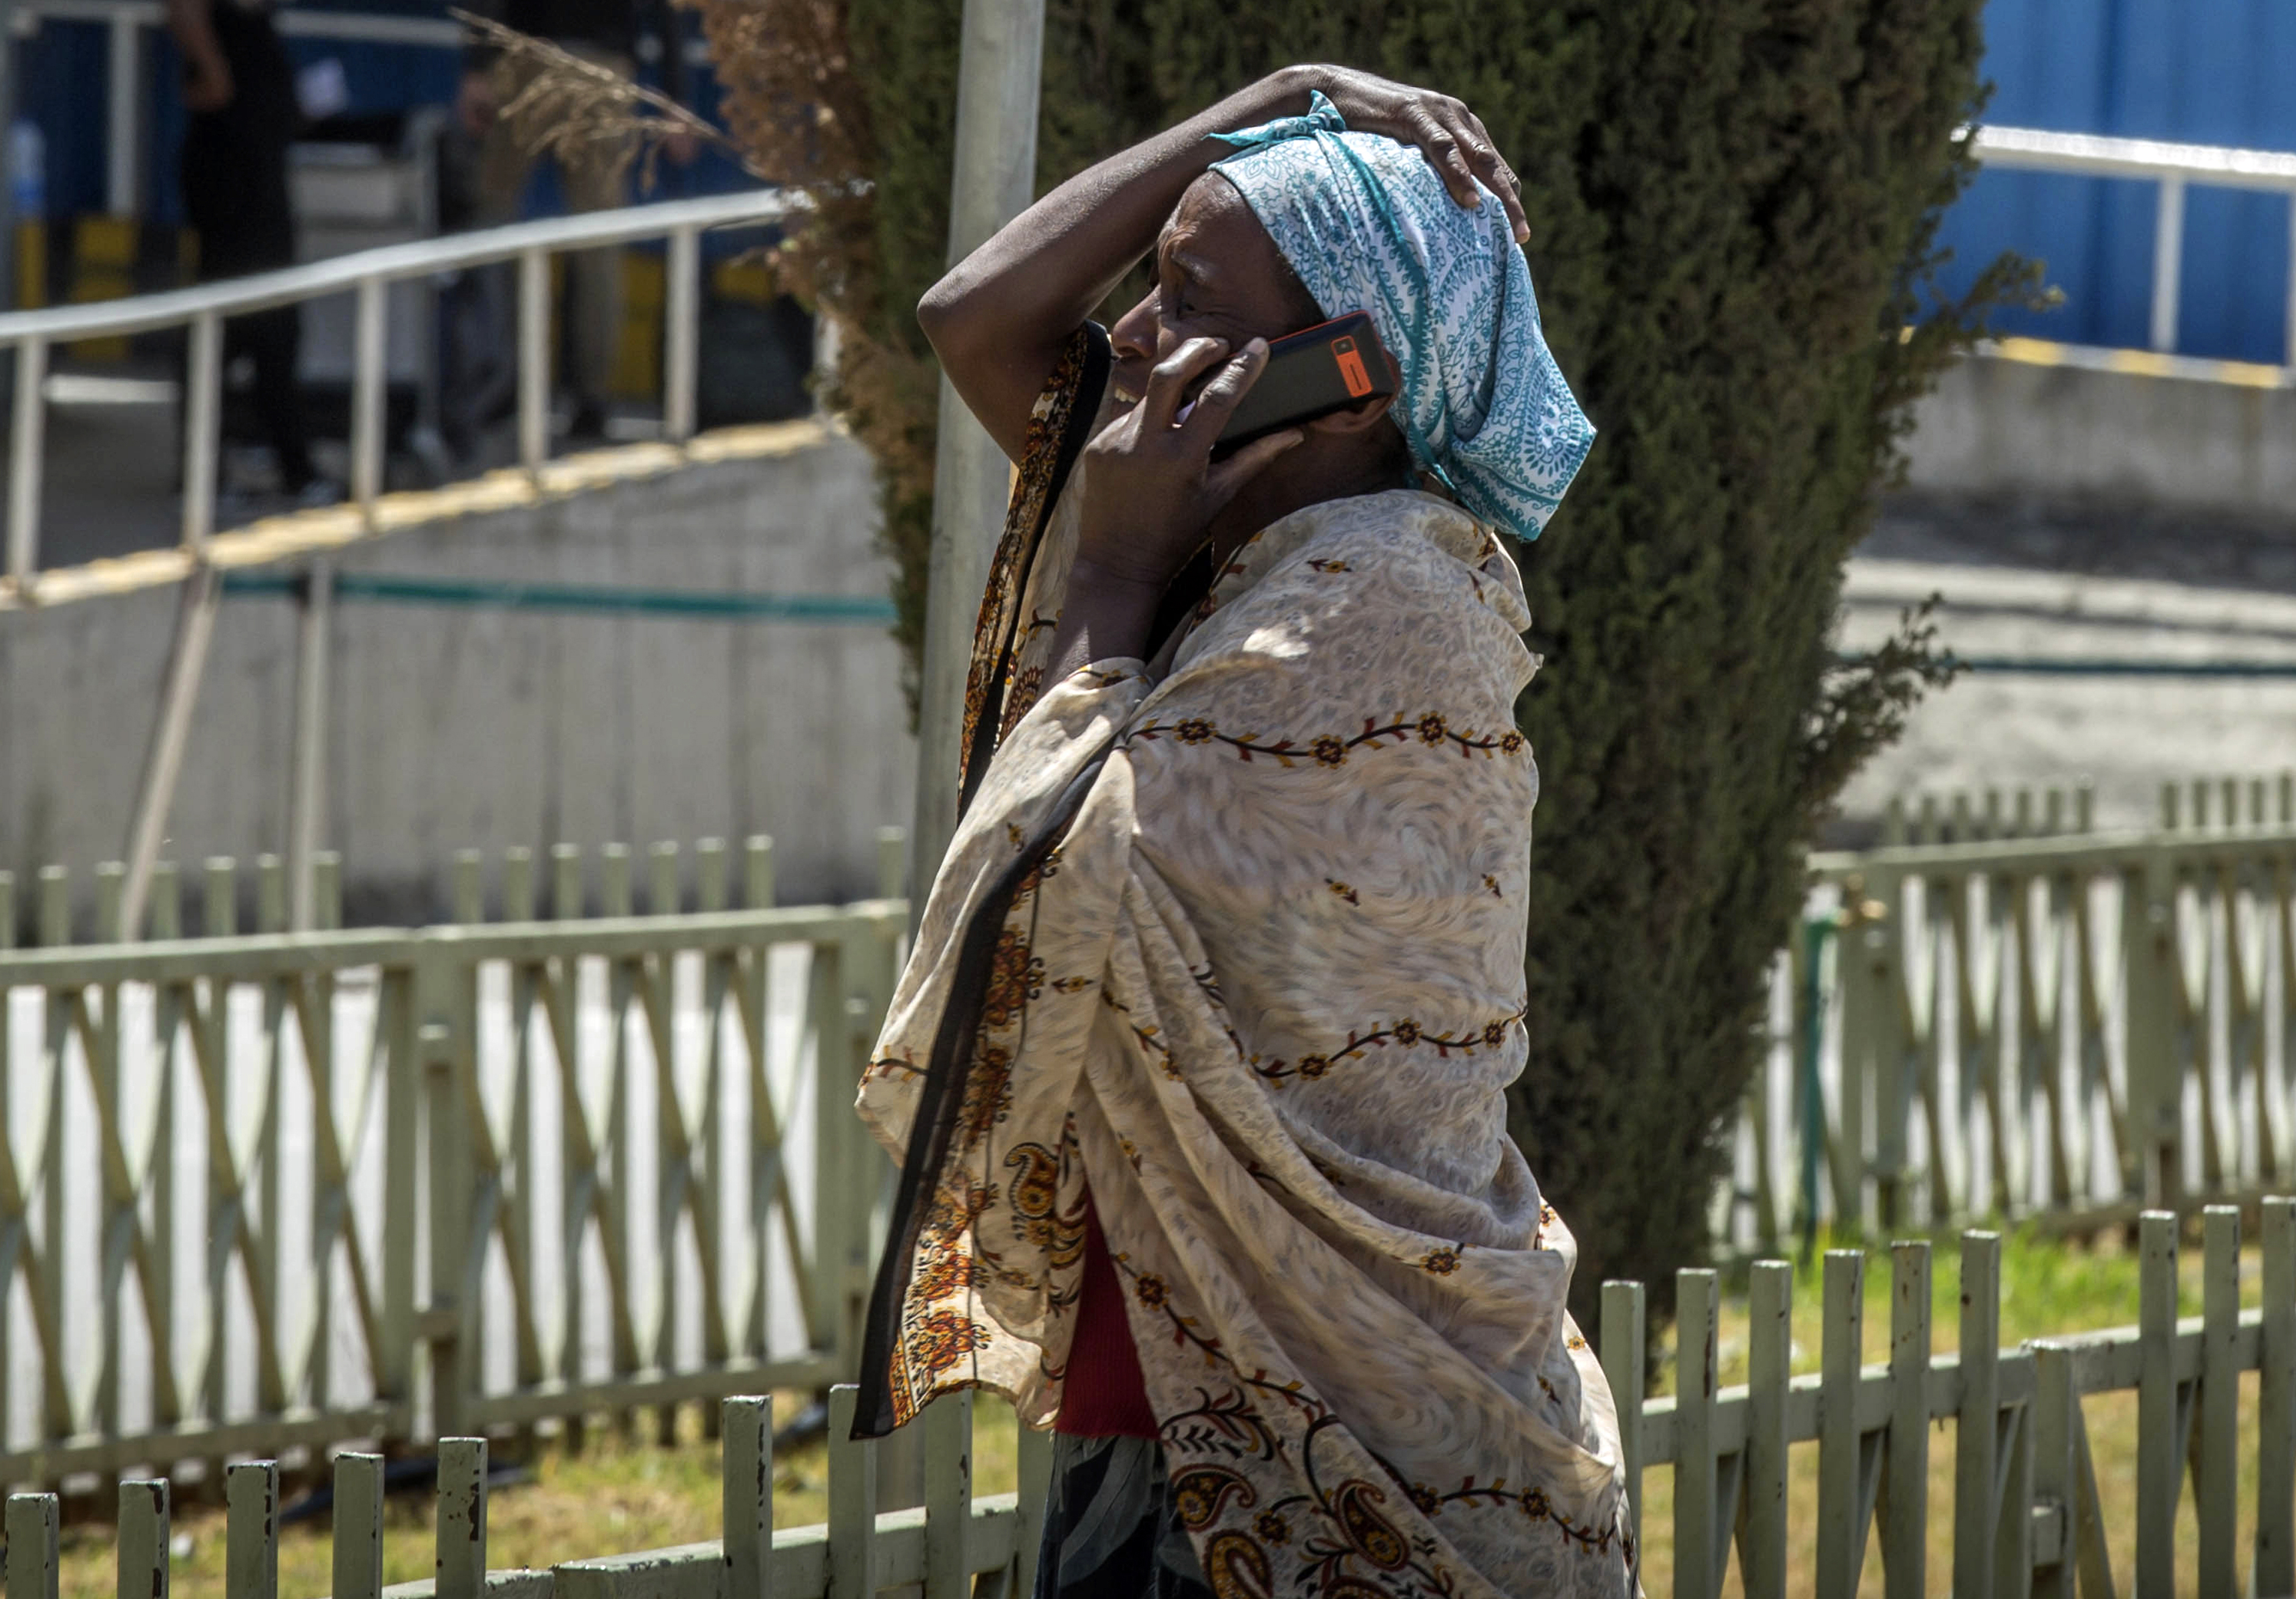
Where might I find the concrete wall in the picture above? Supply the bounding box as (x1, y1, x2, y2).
(1902, 346, 2296, 518)
(0, 427, 916, 923)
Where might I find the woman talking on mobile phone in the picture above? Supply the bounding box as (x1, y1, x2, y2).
(853, 65, 1631, 1599)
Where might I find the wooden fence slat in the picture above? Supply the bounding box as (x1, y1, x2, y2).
(1015, 1420, 1054, 1599)
(1817, 1250, 1870, 1597)
(37, 866, 67, 947)
(696, 841, 728, 915)
(1601, 1279, 1647, 1566)
(2030, 1345, 2074, 1599)
(2259, 1196, 2296, 1599)
(437, 1437, 488, 1599)
(806, 941, 852, 1360)
(504, 846, 535, 923)
(1990, 1345, 2033, 1599)
(332, 1453, 384, 1599)
(117, 1481, 167, 1599)
(1883, 1240, 1929, 1599)
(1954, 1231, 2001, 1599)
(553, 843, 584, 920)
(721, 1397, 771, 1599)
(923, 1390, 975, 1599)
(744, 837, 774, 911)
(452, 850, 484, 925)
(1675, 1268, 1722, 1599)
(2136, 1211, 2181, 1599)
(1740, 1261, 1789, 1599)
(224, 1461, 278, 1599)
(827, 1386, 877, 1599)
(6, 1493, 59, 1599)
(2198, 1206, 2239, 1599)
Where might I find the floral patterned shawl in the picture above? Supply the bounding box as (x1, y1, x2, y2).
(856, 326, 1634, 1598)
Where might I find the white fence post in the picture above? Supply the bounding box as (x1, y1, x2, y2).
(2261, 1197, 2296, 1598)
(1600, 1279, 1647, 1564)
(1882, 1239, 1930, 1599)
(2197, 1206, 2241, 1596)
(1954, 1231, 2001, 1599)
(5, 1493, 58, 1599)
(1674, 1268, 1727, 1599)
(828, 1385, 878, 1597)
(224, 1462, 278, 1599)
(723, 1397, 773, 1599)
(332, 1453, 385, 1599)
(1742, 1261, 1790, 1599)
(2136, 1211, 2181, 1597)
(116, 1481, 167, 1599)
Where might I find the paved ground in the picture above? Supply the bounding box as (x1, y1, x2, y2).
(1834, 496, 2296, 839)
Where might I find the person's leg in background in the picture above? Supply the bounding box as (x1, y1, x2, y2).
(177, 3, 321, 499)
(553, 46, 632, 445)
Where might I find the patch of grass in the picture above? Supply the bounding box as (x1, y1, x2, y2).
(40, 1223, 2267, 1599)
(1633, 1220, 2256, 1598)
(52, 1392, 1023, 1599)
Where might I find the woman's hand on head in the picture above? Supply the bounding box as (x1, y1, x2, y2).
(1073, 337, 1303, 595)
(1294, 66, 1529, 245)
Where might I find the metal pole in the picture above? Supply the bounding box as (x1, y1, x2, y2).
(2148, 176, 2184, 354)
(120, 563, 224, 940)
(287, 561, 333, 932)
(182, 310, 222, 548)
(351, 278, 386, 516)
(518, 246, 550, 473)
(664, 225, 699, 443)
(7, 335, 45, 583)
(2285, 188, 2296, 370)
(905, 0, 1047, 931)
(107, 13, 140, 216)
(887, 0, 1046, 1514)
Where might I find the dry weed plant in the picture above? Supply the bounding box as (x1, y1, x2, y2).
(452, 0, 937, 642)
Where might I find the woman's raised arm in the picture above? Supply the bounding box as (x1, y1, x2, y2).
(918, 65, 1528, 462)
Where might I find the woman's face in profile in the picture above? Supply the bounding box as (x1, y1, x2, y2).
(1110, 174, 1321, 409)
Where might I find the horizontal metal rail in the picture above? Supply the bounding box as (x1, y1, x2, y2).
(0, 188, 794, 590)
(1970, 122, 2296, 365)
(218, 570, 903, 624)
(0, 189, 793, 345)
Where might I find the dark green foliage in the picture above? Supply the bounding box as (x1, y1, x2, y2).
(831, 0, 2018, 1323)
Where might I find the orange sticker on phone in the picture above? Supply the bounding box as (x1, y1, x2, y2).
(1332, 336, 1374, 399)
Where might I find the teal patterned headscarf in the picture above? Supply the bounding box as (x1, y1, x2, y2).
(1211, 91, 1593, 542)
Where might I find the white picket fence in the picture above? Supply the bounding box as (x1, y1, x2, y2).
(0, 834, 904, 1483)
(3, 1206, 2280, 1598)
(1736, 774, 2296, 1250)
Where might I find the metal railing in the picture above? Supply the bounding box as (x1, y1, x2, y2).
(7, 1209, 2287, 1599)
(1735, 773, 2296, 1251)
(0, 186, 795, 587)
(0, 845, 901, 1481)
(1971, 123, 2296, 366)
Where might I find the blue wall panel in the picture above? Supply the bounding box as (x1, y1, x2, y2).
(1937, 0, 2296, 362)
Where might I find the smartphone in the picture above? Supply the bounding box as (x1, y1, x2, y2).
(1211, 312, 1398, 455)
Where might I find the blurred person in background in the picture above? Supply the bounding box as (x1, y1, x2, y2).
(166, 0, 334, 506)
(456, 0, 694, 445)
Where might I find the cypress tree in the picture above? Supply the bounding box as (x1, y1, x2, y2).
(703, 0, 2026, 1319)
